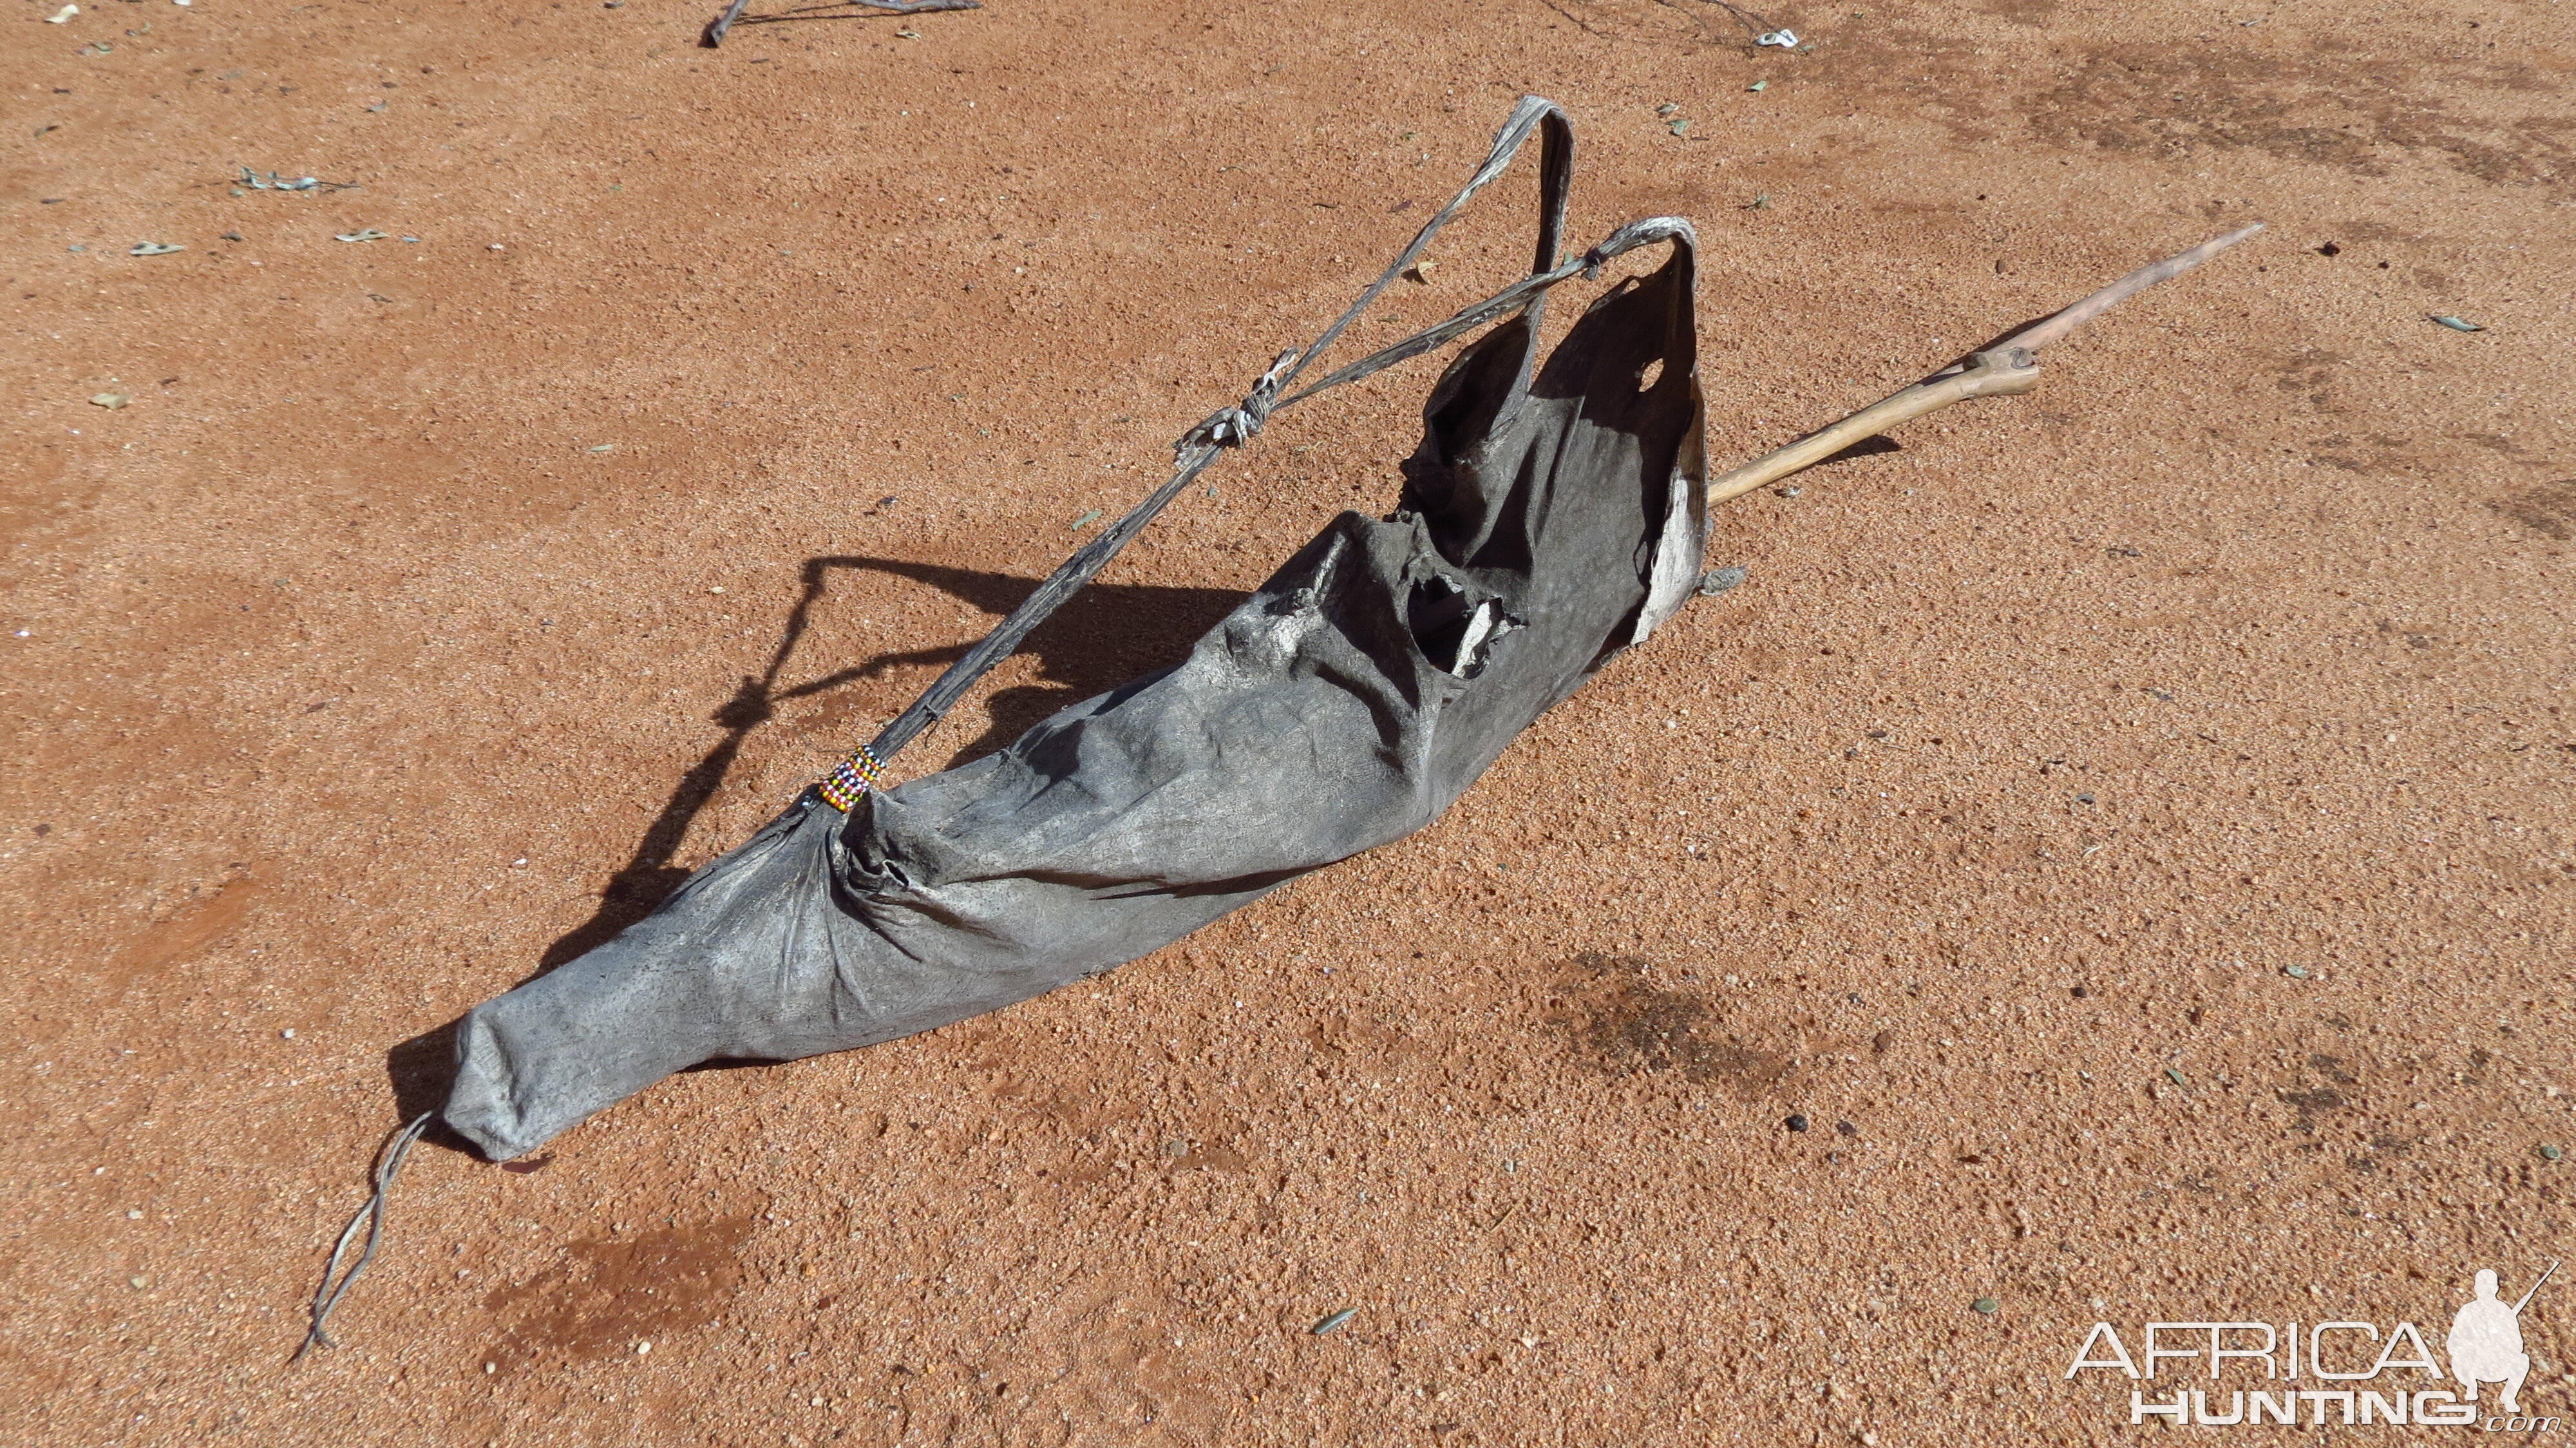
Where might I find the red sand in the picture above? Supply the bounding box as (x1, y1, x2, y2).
(5, 0, 2570, 1442)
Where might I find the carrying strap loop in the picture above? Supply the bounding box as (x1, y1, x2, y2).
(824, 98, 1692, 792)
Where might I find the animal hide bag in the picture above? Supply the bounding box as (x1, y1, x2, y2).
(441, 100, 1709, 1160)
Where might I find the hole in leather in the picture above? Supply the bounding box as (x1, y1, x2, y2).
(1407, 576, 1510, 679)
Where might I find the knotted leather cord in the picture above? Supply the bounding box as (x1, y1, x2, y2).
(295, 1111, 433, 1362)
(852, 96, 1693, 781)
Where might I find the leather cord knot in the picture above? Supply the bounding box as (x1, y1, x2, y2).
(1177, 349, 1300, 457)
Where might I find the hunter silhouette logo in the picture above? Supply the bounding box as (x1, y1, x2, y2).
(2065, 1261, 2562, 1429)
(2452, 1263, 2553, 1415)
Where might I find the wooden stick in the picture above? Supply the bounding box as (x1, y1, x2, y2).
(703, 0, 974, 49)
(1704, 222, 2264, 504)
(1708, 347, 2040, 506)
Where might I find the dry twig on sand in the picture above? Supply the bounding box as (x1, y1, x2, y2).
(1705, 222, 2265, 504)
(702, 0, 976, 49)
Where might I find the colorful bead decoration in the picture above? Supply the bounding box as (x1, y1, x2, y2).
(816, 744, 889, 812)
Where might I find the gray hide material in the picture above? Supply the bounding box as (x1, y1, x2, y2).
(442, 237, 1707, 1163)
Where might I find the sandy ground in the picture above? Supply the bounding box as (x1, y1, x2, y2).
(5, 0, 2573, 1441)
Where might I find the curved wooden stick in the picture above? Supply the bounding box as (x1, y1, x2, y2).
(1705, 222, 2264, 504)
(1708, 347, 2041, 506)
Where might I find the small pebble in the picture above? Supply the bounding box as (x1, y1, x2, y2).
(2283, 964, 2309, 979)
(636, 1340, 652, 1354)
(1835, 1120, 1858, 1137)
(2542, 1145, 2564, 1163)
(1971, 1297, 1999, 1315)
(1775, 484, 1802, 498)
(2074, 792, 2095, 805)
(130, 1275, 150, 1290)
(1785, 1113, 1810, 1132)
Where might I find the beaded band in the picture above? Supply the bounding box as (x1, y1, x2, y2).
(815, 744, 889, 813)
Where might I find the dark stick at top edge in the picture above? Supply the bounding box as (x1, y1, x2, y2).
(705, 0, 976, 46)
